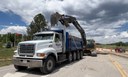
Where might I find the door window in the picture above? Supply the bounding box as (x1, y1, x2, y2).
(55, 34, 60, 42)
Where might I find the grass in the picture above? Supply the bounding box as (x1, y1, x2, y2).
(0, 60, 12, 67)
(0, 47, 16, 67)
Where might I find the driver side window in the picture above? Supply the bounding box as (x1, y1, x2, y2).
(55, 34, 60, 42)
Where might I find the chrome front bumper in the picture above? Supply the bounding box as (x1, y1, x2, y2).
(13, 57, 43, 67)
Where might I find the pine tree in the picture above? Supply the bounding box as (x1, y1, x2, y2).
(27, 13, 47, 39)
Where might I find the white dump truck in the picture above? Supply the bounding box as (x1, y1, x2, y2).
(13, 28, 83, 74)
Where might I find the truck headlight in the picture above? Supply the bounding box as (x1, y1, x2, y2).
(14, 52, 17, 55)
(13, 50, 18, 56)
(37, 53, 45, 58)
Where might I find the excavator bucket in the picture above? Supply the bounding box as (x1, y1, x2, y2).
(50, 12, 61, 26)
(50, 12, 70, 27)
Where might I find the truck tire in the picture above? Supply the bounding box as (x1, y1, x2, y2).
(40, 56, 55, 74)
(14, 65, 27, 71)
(73, 52, 77, 61)
(67, 52, 73, 63)
(80, 51, 83, 59)
(76, 51, 80, 60)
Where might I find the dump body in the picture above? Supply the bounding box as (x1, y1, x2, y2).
(66, 32, 83, 51)
(51, 29, 83, 52)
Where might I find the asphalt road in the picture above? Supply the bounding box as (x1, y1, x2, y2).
(0, 53, 128, 77)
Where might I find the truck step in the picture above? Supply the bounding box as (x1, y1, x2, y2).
(57, 59, 67, 63)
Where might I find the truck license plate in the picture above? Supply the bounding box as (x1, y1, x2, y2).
(23, 60, 27, 63)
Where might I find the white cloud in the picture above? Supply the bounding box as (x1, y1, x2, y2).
(98, 31, 128, 44)
(0, 0, 128, 43)
(97, 10, 106, 17)
(120, 31, 128, 38)
(0, 26, 27, 34)
(0, 0, 45, 24)
(0, 0, 103, 24)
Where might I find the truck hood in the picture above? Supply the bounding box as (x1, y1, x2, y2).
(19, 40, 53, 44)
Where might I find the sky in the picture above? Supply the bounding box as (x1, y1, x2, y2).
(0, 0, 128, 44)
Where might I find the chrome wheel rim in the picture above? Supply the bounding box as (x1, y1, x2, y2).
(47, 60, 53, 71)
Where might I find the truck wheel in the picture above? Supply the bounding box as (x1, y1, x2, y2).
(76, 51, 80, 60)
(40, 56, 55, 74)
(73, 52, 77, 61)
(67, 52, 73, 62)
(80, 51, 83, 59)
(14, 65, 27, 71)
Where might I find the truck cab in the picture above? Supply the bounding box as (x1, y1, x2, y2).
(34, 31, 63, 53)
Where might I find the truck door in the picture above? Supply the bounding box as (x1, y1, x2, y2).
(54, 33, 62, 53)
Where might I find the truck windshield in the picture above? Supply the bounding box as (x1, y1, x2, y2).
(33, 34, 53, 40)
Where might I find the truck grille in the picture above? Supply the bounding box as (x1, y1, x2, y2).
(19, 44, 35, 56)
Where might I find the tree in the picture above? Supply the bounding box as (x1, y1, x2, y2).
(7, 33, 15, 47)
(27, 13, 47, 39)
(115, 41, 124, 46)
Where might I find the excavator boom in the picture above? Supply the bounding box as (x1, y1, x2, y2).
(50, 12, 87, 48)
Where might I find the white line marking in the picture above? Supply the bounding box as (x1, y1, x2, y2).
(0, 68, 14, 72)
(41, 75, 49, 77)
(3, 73, 13, 77)
(3, 72, 27, 77)
(84, 74, 92, 77)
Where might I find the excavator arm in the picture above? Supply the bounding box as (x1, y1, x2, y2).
(50, 12, 87, 48)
